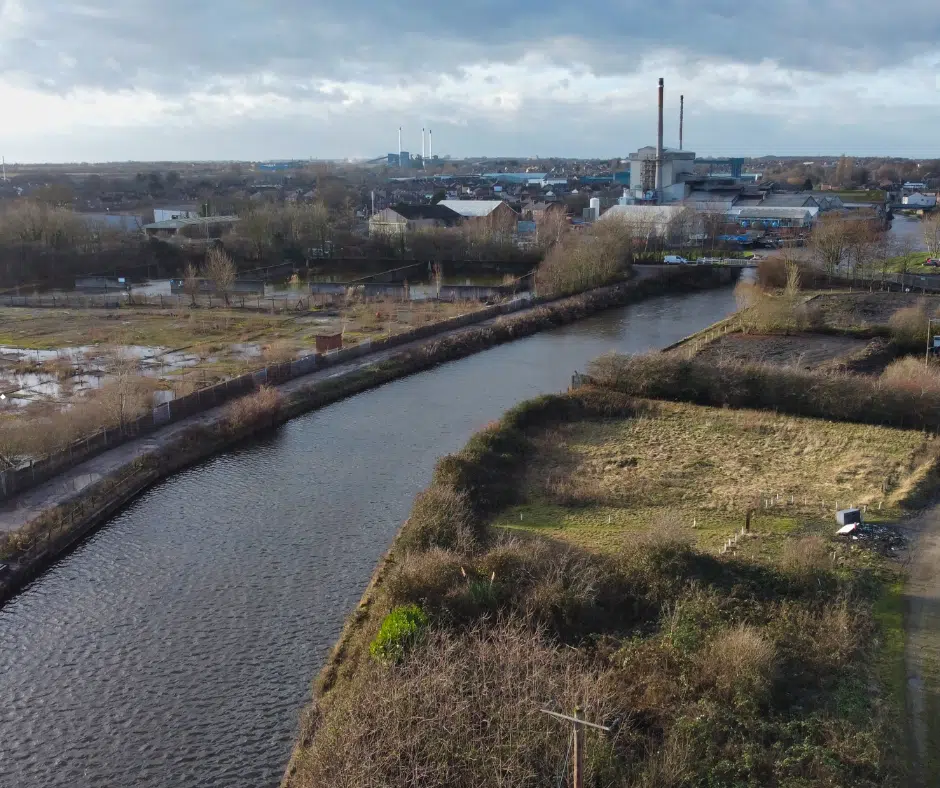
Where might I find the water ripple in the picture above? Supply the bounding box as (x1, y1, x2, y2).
(0, 289, 737, 788)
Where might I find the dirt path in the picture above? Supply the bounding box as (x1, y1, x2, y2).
(904, 506, 940, 786)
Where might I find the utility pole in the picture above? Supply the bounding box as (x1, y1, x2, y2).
(926, 317, 939, 366)
(540, 707, 610, 788)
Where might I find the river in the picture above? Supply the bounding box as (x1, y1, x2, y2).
(0, 287, 738, 788)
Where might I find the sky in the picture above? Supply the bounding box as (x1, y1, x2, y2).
(1, 0, 939, 163)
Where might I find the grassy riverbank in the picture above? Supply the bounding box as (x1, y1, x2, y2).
(284, 381, 931, 787)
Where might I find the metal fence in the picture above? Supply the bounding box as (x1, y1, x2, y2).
(0, 297, 521, 502)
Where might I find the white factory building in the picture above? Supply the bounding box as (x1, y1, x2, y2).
(628, 146, 696, 203)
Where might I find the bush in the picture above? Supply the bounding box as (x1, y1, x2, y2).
(587, 352, 940, 432)
(534, 222, 632, 297)
(369, 604, 429, 664)
(880, 356, 940, 396)
(701, 625, 777, 704)
(303, 620, 623, 787)
(222, 385, 282, 431)
(888, 301, 934, 351)
(399, 485, 480, 553)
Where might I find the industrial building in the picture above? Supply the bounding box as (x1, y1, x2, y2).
(369, 203, 462, 236)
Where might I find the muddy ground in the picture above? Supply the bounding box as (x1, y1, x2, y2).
(692, 332, 887, 371)
(813, 292, 940, 329)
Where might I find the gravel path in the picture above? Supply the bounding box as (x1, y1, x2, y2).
(904, 506, 940, 786)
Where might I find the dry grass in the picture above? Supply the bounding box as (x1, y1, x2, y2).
(520, 402, 925, 523)
(889, 301, 936, 350)
(291, 390, 910, 788)
(701, 624, 777, 703)
(222, 384, 282, 430)
(881, 357, 940, 395)
(298, 620, 620, 788)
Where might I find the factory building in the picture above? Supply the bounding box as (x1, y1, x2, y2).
(628, 146, 696, 203)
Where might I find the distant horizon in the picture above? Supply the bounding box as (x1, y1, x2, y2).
(1, 151, 936, 169)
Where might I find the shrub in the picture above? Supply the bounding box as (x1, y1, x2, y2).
(779, 536, 833, 581)
(702, 624, 777, 703)
(303, 620, 623, 787)
(534, 222, 631, 297)
(369, 604, 429, 664)
(385, 548, 464, 609)
(399, 485, 480, 553)
(888, 301, 934, 351)
(880, 357, 940, 396)
(587, 352, 940, 432)
(223, 385, 282, 431)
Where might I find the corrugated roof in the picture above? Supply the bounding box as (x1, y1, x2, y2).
(437, 200, 508, 217)
(599, 205, 687, 223)
(143, 216, 240, 230)
(759, 194, 818, 208)
(737, 207, 818, 220)
(389, 203, 462, 221)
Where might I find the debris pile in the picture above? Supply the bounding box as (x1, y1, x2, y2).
(836, 521, 906, 554)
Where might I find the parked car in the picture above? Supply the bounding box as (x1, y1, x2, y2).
(924, 258, 940, 267)
(663, 255, 689, 265)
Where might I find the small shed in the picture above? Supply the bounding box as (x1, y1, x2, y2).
(315, 333, 343, 353)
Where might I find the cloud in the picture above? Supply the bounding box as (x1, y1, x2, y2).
(1, 0, 939, 160)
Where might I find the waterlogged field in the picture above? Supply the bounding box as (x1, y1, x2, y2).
(0, 299, 483, 463)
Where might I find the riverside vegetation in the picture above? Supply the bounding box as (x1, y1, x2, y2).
(285, 357, 938, 787)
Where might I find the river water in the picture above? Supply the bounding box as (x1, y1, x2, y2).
(0, 287, 738, 788)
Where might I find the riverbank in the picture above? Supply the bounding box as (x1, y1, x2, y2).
(282, 382, 930, 787)
(0, 265, 735, 604)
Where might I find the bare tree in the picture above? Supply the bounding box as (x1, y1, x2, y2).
(535, 208, 569, 251)
(183, 262, 201, 307)
(809, 215, 853, 276)
(923, 212, 940, 258)
(204, 246, 237, 306)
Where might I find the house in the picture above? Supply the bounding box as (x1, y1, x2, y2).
(368, 203, 463, 237)
(902, 192, 937, 208)
(522, 201, 567, 222)
(436, 200, 520, 231)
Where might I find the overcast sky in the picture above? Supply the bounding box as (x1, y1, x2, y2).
(1, 0, 939, 163)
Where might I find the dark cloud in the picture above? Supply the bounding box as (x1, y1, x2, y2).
(3, 0, 939, 96)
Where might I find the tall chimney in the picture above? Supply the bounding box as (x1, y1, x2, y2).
(398, 126, 402, 166)
(428, 129, 432, 160)
(655, 78, 664, 193)
(679, 95, 684, 151)
(422, 127, 425, 161)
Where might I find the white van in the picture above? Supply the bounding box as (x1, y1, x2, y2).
(663, 255, 689, 265)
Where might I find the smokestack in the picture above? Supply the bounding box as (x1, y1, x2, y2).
(679, 95, 684, 151)
(655, 78, 664, 193)
(422, 127, 425, 161)
(398, 126, 402, 166)
(428, 129, 432, 160)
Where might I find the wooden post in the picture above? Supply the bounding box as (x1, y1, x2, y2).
(573, 706, 584, 788)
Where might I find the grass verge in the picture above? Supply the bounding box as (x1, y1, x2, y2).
(284, 388, 925, 788)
